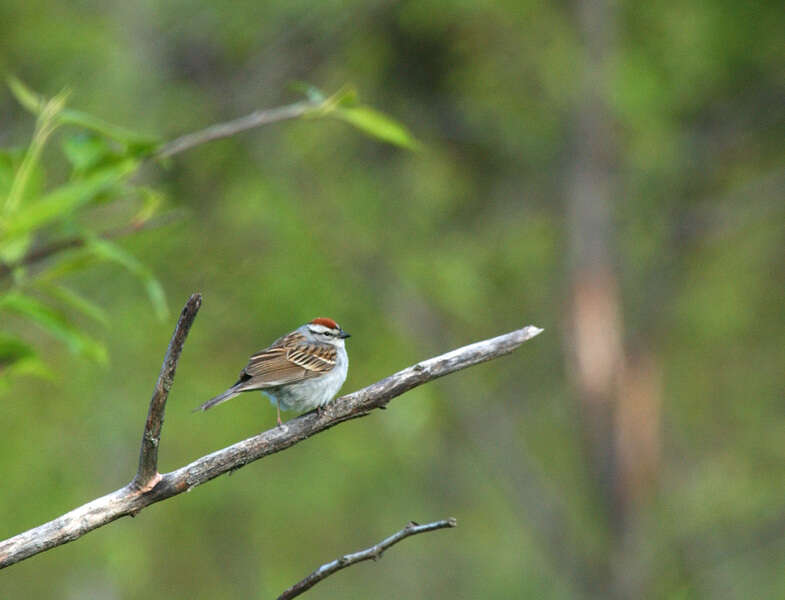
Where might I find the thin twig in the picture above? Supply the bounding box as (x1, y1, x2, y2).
(132, 293, 202, 491)
(0, 97, 315, 279)
(155, 100, 316, 159)
(0, 316, 542, 569)
(278, 518, 457, 600)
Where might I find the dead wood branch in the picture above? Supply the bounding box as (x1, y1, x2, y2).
(278, 518, 457, 599)
(0, 295, 542, 569)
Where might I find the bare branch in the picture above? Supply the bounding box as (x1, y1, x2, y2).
(132, 293, 202, 491)
(155, 100, 316, 159)
(278, 518, 457, 600)
(0, 320, 542, 569)
(0, 97, 316, 278)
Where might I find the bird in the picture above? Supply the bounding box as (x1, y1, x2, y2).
(196, 318, 350, 427)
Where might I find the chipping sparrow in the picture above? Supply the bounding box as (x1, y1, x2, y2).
(196, 318, 350, 426)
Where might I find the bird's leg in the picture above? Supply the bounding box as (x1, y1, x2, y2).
(276, 404, 283, 428)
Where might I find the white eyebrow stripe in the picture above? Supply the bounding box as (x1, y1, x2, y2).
(308, 325, 334, 334)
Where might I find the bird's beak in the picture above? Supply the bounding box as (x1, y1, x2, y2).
(339, 329, 351, 339)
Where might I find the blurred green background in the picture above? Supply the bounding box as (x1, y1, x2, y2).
(1, 0, 784, 598)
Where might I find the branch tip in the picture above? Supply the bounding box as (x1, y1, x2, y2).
(155, 101, 315, 159)
(278, 518, 457, 599)
(2, 323, 538, 569)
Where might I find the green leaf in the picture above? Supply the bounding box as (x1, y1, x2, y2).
(0, 334, 50, 389)
(86, 238, 169, 321)
(58, 109, 159, 150)
(36, 248, 98, 282)
(332, 86, 359, 108)
(6, 76, 44, 113)
(0, 148, 45, 206)
(0, 292, 108, 363)
(0, 149, 23, 197)
(38, 282, 109, 326)
(0, 150, 43, 263)
(0, 332, 36, 364)
(303, 85, 360, 118)
(0, 355, 51, 391)
(134, 187, 165, 223)
(0, 158, 138, 246)
(125, 138, 162, 159)
(0, 235, 33, 265)
(3, 89, 68, 216)
(8, 77, 158, 149)
(62, 133, 112, 173)
(333, 105, 421, 150)
(290, 81, 327, 104)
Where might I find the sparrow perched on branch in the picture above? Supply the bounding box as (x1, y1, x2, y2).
(196, 318, 350, 426)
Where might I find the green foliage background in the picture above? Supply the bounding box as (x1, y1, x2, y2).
(1, 1, 784, 598)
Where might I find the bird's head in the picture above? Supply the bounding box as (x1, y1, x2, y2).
(306, 317, 350, 346)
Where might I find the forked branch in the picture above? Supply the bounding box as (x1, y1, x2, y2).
(0, 293, 542, 569)
(278, 518, 457, 600)
(133, 292, 202, 491)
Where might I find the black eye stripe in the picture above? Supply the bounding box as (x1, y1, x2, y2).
(310, 328, 334, 336)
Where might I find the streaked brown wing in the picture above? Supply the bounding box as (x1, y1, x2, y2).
(286, 343, 336, 372)
(234, 331, 335, 391)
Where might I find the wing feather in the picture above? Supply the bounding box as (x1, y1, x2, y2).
(232, 332, 336, 392)
(287, 344, 336, 371)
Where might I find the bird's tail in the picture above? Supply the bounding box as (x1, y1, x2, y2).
(194, 388, 240, 412)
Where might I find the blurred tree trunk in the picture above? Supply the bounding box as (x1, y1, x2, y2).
(565, 0, 661, 597)
(566, 0, 624, 527)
